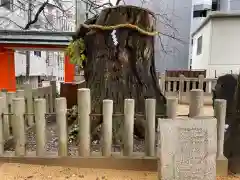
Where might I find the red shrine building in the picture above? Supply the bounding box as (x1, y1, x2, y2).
(0, 30, 75, 91)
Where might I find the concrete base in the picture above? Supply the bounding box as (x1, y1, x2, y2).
(0, 151, 229, 175)
(216, 155, 228, 176)
(0, 151, 157, 172)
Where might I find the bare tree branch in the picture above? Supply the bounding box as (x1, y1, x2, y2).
(52, 0, 64, 10)
(81, 0, 112, 10)
(0, 1, 26, 11)
(0, 16, 24, 29)
(158, 34, 168, 54)
(24, 0, 49, 29)
(0, 0, 113, 31)
(0, 0, 185, 51)
(115, 0, 122, 5)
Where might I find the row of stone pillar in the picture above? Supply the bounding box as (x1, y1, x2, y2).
(166, 89, 226, 158)
(0, 88, 226, 160)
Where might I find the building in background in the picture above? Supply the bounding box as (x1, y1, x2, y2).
(120, 0, 193, 73)
(4, 0, 240, 83)
(191, 0, 240, 27)
(0, 0, 74, 88)
(192, 12, 240, 77)
(190, 0, 240, 77)
(189, 0, 213, 69)
(155, 0, 193, 73)
(120, 0, 240, 74)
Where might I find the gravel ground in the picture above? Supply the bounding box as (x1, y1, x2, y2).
(7, 115, 146, 154)
(0, 163, 157, 180)
(0, 163, 239, 180)
(25, 122, 145, 155)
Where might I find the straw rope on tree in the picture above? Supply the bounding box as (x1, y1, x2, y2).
(67, 5, 166, 143)
(66, 23, 161, 68)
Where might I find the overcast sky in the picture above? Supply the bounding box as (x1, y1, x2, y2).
(110, 0, 117, 5)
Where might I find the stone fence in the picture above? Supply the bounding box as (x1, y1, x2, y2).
(0, 81, 56, 143)
(0, 88, 228, 177)
(159, 74, 217, 105)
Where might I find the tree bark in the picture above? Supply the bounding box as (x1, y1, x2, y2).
(213, 74, 240, 164)
(76, 5, 166, 141)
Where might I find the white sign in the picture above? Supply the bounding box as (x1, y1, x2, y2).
(42, 81, 50, 87)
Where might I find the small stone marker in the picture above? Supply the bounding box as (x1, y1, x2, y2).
(158, 118, 217, 180)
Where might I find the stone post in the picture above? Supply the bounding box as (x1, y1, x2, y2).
(0, 97, 4, 155)
(189, 89, 204, 117)
(12, 98, 26, 156)
(214, 99, 226, 157)
(160, 73, 166, 95)
(77, 88, 91, 157)
(24, 84, 34, 126)
(166, 97, 178, 119)
(179, 74, 185, 103)
(7, 92, 15, 135)
(214, 98, 229, 176)
(198, 74, 205, 90)
(44, 93, 50, 113)
(56, 97, 68, 156)
(123, 99, 134, 156)
(34, 98, 46, 156)
(50, 80, 57, 112)
(0, 90, 9, 140)
(145, 98, 156, 156)
(16, 90, 25, 98)
(102, 99, 113, 156)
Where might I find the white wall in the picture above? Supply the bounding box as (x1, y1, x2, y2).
(191, 21, 212, 72)
(208, 18, 240, 77)
(193, 0, 212, 5)
(230, 0, 240, 11)
(29, 52, 48, 76)
(53, 52, 64, 81)
(189, 17, 206, 64)
(192, 16, 240, 77)
(14, 52, 26, 76)
(14, 51, 48, 76)
(191, 17, 206, 35)
(46, 52, 58, 77)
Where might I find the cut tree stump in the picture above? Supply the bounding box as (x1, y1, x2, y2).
(74, 5, 166, 141)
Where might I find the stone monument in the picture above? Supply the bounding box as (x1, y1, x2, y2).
(158, 118, 217, 180)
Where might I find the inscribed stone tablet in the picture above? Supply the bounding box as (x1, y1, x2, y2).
(158, 118, 217, 180)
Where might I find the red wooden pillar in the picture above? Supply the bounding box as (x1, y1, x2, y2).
(0, 49, 16, 91)
(64, 55, 74, 83)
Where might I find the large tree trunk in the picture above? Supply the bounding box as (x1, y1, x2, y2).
(77, 5, 166, 142)
(212, 74, 240, 172)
